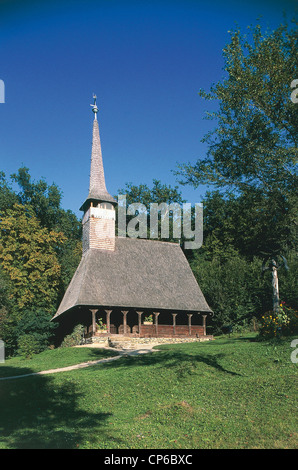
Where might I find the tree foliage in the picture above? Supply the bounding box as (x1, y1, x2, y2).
(0, 204, 66, 313)
(175, 20, 298, 332)
(119, 179, 185, 206)
(177, 21, 297, 195)
(176, 20, 297, 258)
(1, 21, 297, 348)
(117, 179, 186, 242)
(0, 168, 82, 355)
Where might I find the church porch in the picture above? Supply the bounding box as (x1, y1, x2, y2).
(84, 308, 210, 339)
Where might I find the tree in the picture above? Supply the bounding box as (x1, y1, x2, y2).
(190, 250, 268, 334)
(0, 204, 66, 315)
(0, 171, 18, 214)
(175, 20, 297, 324)
(15, 307, 57, 356)
(117, 179, 186, 242)
(176, 20, 297, 254)
(0, 167, 82, 302)
(11, 167, 82, 238)
(0, 168, 83, 354)
(176, 20, 297, 197)
(0, 167, 84, 355)
(200, 189, 296, 260)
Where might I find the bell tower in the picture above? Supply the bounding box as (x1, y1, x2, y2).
(80, 95, 117, 253)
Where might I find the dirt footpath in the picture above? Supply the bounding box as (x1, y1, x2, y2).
(0, 345, 159, 381)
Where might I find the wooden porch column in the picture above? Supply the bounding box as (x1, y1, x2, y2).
(187, 314, 193, 336)
(90, 309, 98, 336)
(105, 310, 112, 334)
(121, 311, 129, 334)
(172, 314, 177, 335)
(136, 311, 143, 335)
(153, 312, 160, 336)
(202, 314, 207, 336)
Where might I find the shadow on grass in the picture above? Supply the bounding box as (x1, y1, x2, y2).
(0, 368, 115, 449)
(0, 347, 118, 379)
(101, 348, 242, 377)
(210, 335, 258, 344)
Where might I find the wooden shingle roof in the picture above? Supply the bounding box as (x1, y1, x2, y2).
(52, 237, 212, 319)
(80, 118, 116, 212)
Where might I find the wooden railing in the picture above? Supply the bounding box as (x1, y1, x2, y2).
(139, 324, 204, 337)
(87, 324, 204, 337)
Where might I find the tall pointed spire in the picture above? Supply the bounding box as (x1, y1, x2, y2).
(80, 95, 116, 212)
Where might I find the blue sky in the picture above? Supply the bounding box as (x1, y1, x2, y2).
(0, 0, 296, 217)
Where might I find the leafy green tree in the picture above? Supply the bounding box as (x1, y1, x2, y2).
(200, 190, 296, 260)
(0, 171, 18, 214)
(11, 167, 81, 237)
(0, 204, 66, 315)
(11, 167, 63, 229)
(117, 179, 186, 242)
(119, 179, 185, 206)
(175, 20, 297, 326)
(190, 251, 270, 334)
(0, 168, 82, 354)
(1, 167, 82, 290)
(16, 307, 57, 356)
(0, 266, 15, 354)
(0, 266, 9, 310)
(176, 20, 297, 255)
(177, 21, 297, 197)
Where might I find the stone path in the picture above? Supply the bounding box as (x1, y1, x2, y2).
(0, 345, 158, 381)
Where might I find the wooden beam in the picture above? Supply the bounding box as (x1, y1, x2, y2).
(105, 310, 112, 334)
(202, 314, 207, 336)
(172, 314, 177, 335)
(136, 311, 143, 335)
(90, 309, 98, 336)
(121, 311, 129, 334)
(187, 314, 193, 336)
(153, 312, 160, 336)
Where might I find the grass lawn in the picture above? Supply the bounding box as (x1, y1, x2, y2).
(0, 334, 297, 449)
(0, 346, 118, 378)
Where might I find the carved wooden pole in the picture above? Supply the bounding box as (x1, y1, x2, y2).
(153, 312, 160, 336)
(272, 259, 280, 313)
(187, 314, 193, 336)
(90, 309, 98, 336)
(172, 314, 177, 335)
(105, 310, 112, 334)
(136, 311, 143, 335)
(202, 314, 207, 336)
(121, 311, 129, 334)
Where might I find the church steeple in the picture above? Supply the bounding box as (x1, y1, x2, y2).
(80, 95, 116, 212)
(81, 96, 116, 253)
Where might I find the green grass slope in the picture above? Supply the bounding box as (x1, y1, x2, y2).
(0, 334, 297, 449)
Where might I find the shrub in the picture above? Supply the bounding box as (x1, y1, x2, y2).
(17, 334, 44, 358)
(259, 302, 298, 339)
(190, 253, 266, 334)
(61, 324, 85, 347)
(15, 308, 57, 353)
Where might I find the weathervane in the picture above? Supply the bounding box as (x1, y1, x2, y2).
(90, 94, 98, 119)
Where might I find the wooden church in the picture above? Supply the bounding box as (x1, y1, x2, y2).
(52, 97, 213, 341)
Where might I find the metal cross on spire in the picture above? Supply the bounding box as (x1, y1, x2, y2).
(90, 93, 98, 119)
